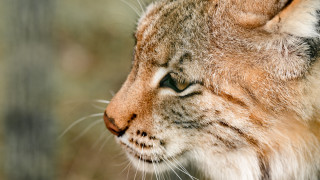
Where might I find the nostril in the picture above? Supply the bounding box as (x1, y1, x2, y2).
(141, 132, 147, 137)
(103, 111, 123, 136)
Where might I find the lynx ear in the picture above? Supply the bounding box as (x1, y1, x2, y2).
(230, 0, 320, 37)
(264, 0, 320, 38)
(229, 0, 320, 80)
(229, 0, 290, 28)
(263, 0, 320, 80)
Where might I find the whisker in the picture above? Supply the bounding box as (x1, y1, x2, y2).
(158, 144, 192, 180)
(91, 130, 110, 149)
(93, 99, 110, 104)
(126, 162, 132, 180)
(58, 113, 104, 139)
(151, 140, 182, 180)
(164, 168, 170, 180)
(140, 0, 146, 8)
(158, 146, 198, 180)
(161, 156, 183, 180)
(114, 159, 131, 167)
(112, 150, 128, 160)
(72, 119, 103, 142)
(166, 155, 197, 180)
(134, 146, 142, 180)
(108, 12, 138, 26)
(136, 0, 145, 14)
(120, 0, 141, 16)
(145, 168, 148, 180)
(109, 90, 115, 97)
(153, 161, 160, 180)
(171, 158, 198, 180)
(163, 153, 196, 180)
(90, 103, 106, 110)
(151, 141, 160, 180)
(142, 147, 146, 180)
(121, 160, 132, 174)
(98, 134, 113, 152)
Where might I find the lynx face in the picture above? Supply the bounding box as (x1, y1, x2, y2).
(104, 0, 320, 179)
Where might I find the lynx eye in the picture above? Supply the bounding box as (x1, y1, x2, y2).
(159, 73, 191, 93)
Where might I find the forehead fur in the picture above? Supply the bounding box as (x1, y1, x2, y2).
(135, 0, 312, 80)
(135, 0, 213, 65)
(132, 0, 316, 118)
(134, 0, 265, 85)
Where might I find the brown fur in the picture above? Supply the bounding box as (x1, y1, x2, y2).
(104, 0, 320, 179)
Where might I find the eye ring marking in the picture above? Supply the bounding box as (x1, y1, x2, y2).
(159, 73, 192, 93)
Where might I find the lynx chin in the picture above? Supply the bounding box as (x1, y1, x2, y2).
(103, 0, 320, 179)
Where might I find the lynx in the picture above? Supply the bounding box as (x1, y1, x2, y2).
(104, 0, 320, 179)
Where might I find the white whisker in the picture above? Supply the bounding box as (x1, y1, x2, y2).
(158, 146, 198, 180)
(91, 130, 110, 149)
(93, 99, 110, 104)
(164, 168, 170, 180)
(166, 155, 196, 180)
(121, 160, 132, 174)
(72, 119, 103, 142)
(142, 147, 146, 180)
(109, 90, 115, 97)
(120, 0, 141, 16)
(151, 141, 160, 180)
(114, 159, 131, 167)
(136, 0, 145, 13)
(171, 157, 198, 180)
(134, 146, 142, 180)
(161, 156, 183, 180)
(126, 162, 132, 180)
(151, 140, 183, 180)
(90, 103, 106, 110)
(58, 113, 104, 139)
(144, 170, 148, 180)
(112, 150, 128, 160)
(98, 134, 113, 152)
(140, 0, 146, 8)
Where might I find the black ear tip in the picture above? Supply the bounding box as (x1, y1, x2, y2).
(302, 38, 320, 61)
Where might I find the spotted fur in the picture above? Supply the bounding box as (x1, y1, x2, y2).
(104, 0, 320, 179)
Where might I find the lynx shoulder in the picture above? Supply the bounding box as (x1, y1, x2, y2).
(104, 0, 320, 179)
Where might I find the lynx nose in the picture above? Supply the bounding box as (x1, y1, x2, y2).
(103, 111, 125, 137)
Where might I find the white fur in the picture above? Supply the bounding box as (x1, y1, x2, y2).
(150, 67, 168, 88)
(193, 148, 261, 180)
(281, 0, 320, 37)
(265, 0, 320, 37)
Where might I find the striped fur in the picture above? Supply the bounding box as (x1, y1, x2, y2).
(105, 0, 320, 179)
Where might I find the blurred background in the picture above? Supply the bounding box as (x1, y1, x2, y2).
(0, 0, 159, 179)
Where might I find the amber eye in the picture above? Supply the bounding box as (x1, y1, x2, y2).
(159, 73, 191, 93)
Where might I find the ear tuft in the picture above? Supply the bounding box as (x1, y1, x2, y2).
(264, 0, 320, 38)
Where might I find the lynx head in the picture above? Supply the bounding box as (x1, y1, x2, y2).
(104, 0, 320, 179)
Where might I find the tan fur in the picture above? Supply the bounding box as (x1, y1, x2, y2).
(104, 0, 320, 179)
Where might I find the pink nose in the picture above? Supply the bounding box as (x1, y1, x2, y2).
(103, 111, 122, 136)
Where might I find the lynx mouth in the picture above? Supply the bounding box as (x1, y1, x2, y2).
(132, 153, 163, 164)
(120, 141, 186, 165)
(120, 141, 163, 164)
